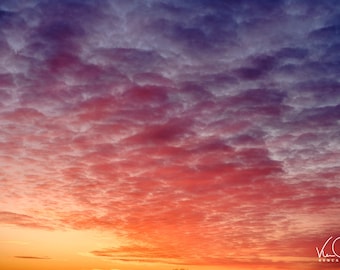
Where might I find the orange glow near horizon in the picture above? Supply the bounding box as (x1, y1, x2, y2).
(0, 226, 120, 270)
(0, 225, 325, 270)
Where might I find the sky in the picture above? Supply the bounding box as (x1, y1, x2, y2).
(0, 0, 340, 270)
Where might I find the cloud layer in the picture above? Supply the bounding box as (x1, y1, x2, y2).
(1, 0, 340, 268)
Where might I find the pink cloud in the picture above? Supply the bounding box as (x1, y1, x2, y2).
(0, 211, 54, 230)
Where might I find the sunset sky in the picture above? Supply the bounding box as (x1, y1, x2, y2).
(1, 0, 340, 270)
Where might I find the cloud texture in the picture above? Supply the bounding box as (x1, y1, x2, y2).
(0, 0, 340, 269)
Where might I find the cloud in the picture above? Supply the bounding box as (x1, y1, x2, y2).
(0, 0, 339, 269)
(14, 256, 50, 260)
(0, 211, 54, 230)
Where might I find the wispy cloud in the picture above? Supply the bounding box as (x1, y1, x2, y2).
(0, 211, 54, 230)
(14, 256, 51, 260)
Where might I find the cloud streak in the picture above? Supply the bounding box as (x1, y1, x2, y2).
(14, 256, 51, 260)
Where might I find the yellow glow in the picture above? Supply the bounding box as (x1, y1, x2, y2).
(0, 225, 313, 270)
(0, 225, 124, 270)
